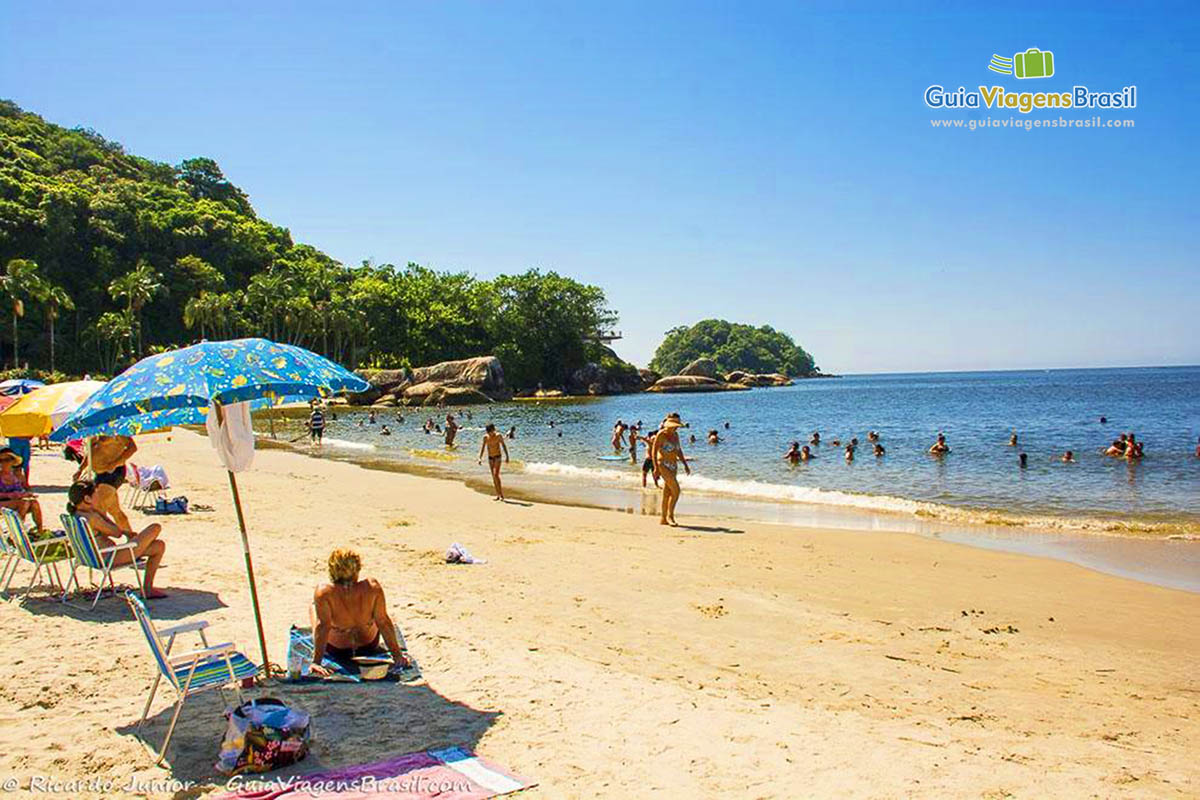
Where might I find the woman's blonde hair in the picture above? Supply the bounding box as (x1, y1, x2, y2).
(328, 549, 362, 585)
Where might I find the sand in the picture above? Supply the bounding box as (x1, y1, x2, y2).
(0, 429, 1196, 798)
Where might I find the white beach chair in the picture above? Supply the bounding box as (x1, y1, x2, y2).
(0, 507, 68, 600)
(59, 513, 145, 609)
(125, 591, 258, 765)
(125, 463, 170, 511)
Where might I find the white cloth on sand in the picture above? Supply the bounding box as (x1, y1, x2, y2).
(206, 401, 255, 473)
(446, 542, 486, 565)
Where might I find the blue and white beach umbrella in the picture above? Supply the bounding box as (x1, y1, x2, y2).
(51, 339, 369, 672)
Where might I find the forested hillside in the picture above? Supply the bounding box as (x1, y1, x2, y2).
(0, 100, 616, 389)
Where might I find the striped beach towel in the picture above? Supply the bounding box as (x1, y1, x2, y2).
(216, 746, 534, 799)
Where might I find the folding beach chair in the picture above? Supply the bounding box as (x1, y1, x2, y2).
(0, 507, 67, 600)
(126, 591, 258, 765)
(125, 463, 170, 511)
(59, 513, 145, 609)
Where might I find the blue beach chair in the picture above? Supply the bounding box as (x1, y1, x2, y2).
(126, 591, 258, 765)
(0, 507, 68, 600)
(59, 513, 145, 609)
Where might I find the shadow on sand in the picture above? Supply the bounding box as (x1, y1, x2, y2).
(118, 679, 502, 787)
(672, 524, 744, 534)
(15, 585, 226, 623)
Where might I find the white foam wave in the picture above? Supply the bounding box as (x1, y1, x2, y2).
(522, 461, 633, 483)
(321, 438, 377, 451)
(521, 461, 923, 513)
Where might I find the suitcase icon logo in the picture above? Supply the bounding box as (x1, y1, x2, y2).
(988, 48, 1055, 79)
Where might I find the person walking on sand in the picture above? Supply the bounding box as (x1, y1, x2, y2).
(445, 413, 459, 447)
(651, 414, 690, 526)
(478, 423, 510, 501)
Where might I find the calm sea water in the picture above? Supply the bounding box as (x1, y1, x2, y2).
(266, 366, 1200, 536)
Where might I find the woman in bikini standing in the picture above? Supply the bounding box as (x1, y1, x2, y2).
(651, 414, 690, 526)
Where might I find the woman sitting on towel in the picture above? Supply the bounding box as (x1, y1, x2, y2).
(310, 549, 411, 676)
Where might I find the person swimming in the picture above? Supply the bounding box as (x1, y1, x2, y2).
(929, 433, 950, 455)
(784, 442, 801, 464)
(707, 430, 721, 445)
(844, 444, 854, 462)
(873, 443, 885, 457)
(1019, 452, 1028, 468)
(380, 425, 391, 436)
(810, 432, 821, 446)
(1009, 432, 1019, 447)
(867, 431, 879, 443)
(1061, 450, 1076, 463)
(508, 426, 517, 439)
(799, 445, 812, 461)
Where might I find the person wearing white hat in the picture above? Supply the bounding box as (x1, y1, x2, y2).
(650, 413, 690, 526)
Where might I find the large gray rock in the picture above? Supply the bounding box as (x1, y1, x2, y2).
(679, 358, 719, 379)
(647, 375, 750, 393)
(410, 356, 507, 397)
(567, 362, 652, 396)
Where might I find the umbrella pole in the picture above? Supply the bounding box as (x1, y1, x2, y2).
(226, 469, 272, 675)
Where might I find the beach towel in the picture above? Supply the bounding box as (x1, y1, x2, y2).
(216, 746, 534, 799)
(284, 625, 422, 684)
(206, 400, 255, 472)
(128, 463, 170, 490)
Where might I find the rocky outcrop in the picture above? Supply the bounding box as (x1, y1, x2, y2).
(725, 371, 793, 388)
(359, 356, 510, 406)
(678, 358, 719, 379)
(567, 362, 654, 396)
(646, 375, 751, 393)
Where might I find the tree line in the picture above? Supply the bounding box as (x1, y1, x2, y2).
(0, 100, 616, 389)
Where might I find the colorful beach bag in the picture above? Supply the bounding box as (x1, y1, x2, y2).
(216, 697, 311, 775)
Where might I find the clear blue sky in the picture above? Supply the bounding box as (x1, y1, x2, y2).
(4, 1, 1197, 373)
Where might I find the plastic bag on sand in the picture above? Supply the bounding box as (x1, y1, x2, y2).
(446, 542, 486, 564)
(216, 697, 310, 775)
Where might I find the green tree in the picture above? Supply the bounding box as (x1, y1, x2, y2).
(108, 260, 164, 358)
(0, 259, 44, 369)
(35, 281, 73, 373)
(649, 319, 817, 377)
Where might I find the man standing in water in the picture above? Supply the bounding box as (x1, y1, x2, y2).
(445, 413, 460, 447)
(308, 402, 326, 445)
(478, 423, 510, 501)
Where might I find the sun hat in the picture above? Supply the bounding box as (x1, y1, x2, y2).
(0, 447, 22, 466)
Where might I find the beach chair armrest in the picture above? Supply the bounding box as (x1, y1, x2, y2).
(30, 533, 68, 549)
(157, 620, 210, 638)
(168, 642, 237, 668)
(97, 541, 138, 556)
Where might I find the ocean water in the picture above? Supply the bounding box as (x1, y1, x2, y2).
(265, 366, 1200, 537)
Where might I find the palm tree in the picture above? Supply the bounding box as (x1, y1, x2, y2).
(108, 261, 164, 358)
(36, 282, 74, 373)
(1, 259, 44, 370)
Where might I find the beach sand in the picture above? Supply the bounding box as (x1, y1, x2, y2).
(0, 429, 1196, 798)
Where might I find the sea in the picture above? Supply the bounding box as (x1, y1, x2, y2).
(257, 366, 1200, 591)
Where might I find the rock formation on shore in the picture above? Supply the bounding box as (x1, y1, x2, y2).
(357, 356, 510, 406)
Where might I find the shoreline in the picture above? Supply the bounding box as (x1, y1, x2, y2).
(257, 433, 1200, 593)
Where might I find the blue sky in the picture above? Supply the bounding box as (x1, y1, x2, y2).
(3, 1, 1197, 373)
